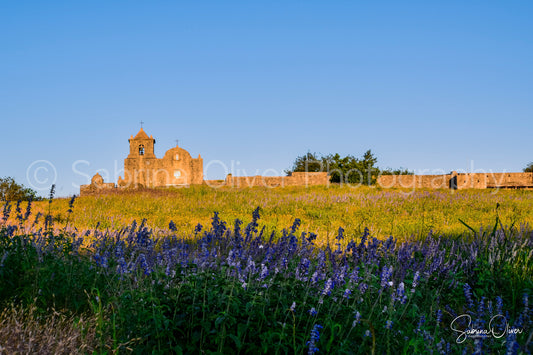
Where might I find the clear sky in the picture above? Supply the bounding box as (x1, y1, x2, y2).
(1, 1, 532, 197)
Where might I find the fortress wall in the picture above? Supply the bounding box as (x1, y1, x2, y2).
(486, 172, 533, 188)
(80, 182, 115, 196)
(423, 175, 446, 189)
(289, 172, 330, 186)
(225, 175, 284, 188)
(454, 172, 533, 189)
(378, 172, 533, 190)
(224, 172, 329, 188)
(455, 174, 487, 189)
(377, 174, 450, 189)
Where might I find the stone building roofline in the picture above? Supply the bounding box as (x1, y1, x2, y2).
(162, 146, 193, 159)
(91, 172, 104, 184)
(133, 128, 150, 140)
(129, 128, 156, 144)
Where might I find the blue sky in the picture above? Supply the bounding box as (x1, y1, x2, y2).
(1, 1, 532, 197)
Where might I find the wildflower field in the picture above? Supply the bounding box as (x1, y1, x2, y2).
(25, 186, 533, 242)
(0, 186, 532, 354)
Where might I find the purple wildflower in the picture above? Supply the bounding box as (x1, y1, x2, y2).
(380, 265, 393, 289)
(436, 338, 446, 354)
(463, 283, 474, 309)
(435, 309, 443, 324)
(322, 278, 334, 296)
(259, 263, 269, 280)
(343, 288, 351, 299)
(307, 324, 322, 355)
(495, 296, 503, 315)
(411, 270, 420, 292)
(394, 282, 407, 304)
(415, 315, 425, 334)
(353, 311, 361, 327)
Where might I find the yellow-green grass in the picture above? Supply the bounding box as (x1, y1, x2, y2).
(19, 185, 532, 244)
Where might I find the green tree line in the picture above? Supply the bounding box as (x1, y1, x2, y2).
(286, 150, 412, 185)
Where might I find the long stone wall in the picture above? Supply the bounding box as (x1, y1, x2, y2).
(81, 172, 329, 195)
(377, 174, 450, 189)
(223, 172, 329, 188)
(377, 172, 533, 190)
(486, 172, 533, 188)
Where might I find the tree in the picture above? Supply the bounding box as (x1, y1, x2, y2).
(285, 152, 324, 175)
(323, 153, 361, 184)
(286, 150, 381, 185)
(524, 162, 533, 173)
(0, 177, 39, 201)
(380, 168, 414, 175)
(358, 150, 379, 185)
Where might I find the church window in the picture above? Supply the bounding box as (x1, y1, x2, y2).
(139, 144, 145, 155)
(174, 170, 181, 178)
(175, 154, 179, 160)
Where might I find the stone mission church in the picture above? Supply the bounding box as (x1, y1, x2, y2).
(81, 126, 533, 194)
(81, 128, 203, 194)
(119, 127, 203, 187)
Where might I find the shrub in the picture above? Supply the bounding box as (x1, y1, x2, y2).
(0, 177, 40, 201)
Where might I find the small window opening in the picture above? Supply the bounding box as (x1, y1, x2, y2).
(139, 144, 145, 155)
(174, 170, 181, 178)
(175, 154, 179, 160)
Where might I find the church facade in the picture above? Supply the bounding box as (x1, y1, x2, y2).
(80, 128, 203, 194)
(117, 128, 203, 188)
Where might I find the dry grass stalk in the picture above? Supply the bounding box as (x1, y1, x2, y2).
(0, 302, 109, 355)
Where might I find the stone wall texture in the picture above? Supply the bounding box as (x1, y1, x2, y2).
(223, 172, 329, 188)
(377, 174, 450, 189)
(377, 172, 533, 190)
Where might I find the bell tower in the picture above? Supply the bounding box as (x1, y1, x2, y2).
(127, 127, 156, 159)
(119, 127, 157, 187)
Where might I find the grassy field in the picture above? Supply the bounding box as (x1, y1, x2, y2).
(1, 186, 532, 353)
(29, 185, 533, 243)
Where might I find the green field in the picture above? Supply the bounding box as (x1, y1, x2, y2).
(32, 186, 533, 243)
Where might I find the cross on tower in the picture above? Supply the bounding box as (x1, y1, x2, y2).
(140, 121, 144, 128)
(175, 139, 179, 146)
